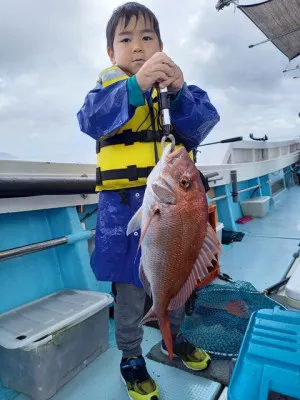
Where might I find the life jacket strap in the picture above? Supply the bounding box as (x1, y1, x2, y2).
(96, 165, 153, 185)
(96, 129, 183, 152)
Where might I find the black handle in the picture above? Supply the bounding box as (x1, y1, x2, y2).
(198, 136, 243, 147)
(231, 170, 238, 203)
(220, 136, 243, 144)
(263, 277, 290, 295)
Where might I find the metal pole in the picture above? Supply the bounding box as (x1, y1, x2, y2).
(248, 26, 300, 49)
(282, 244, 300, 278)
(208, 177, 223, 183)
(210, 194, 229, 202)
(237, 185, 261, 194)
(0, 176, 97, 197)
(264, 243, 300, 294)
(231, 170, 238, 203)
(203, 172, 219, 179)
(0, 230, 96, 262)
(210, 186, 259, 202)
(283, 65, 300, 73)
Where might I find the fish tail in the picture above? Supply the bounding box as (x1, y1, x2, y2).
(140, 308, 173, 360)
(159, 315, 173, 360)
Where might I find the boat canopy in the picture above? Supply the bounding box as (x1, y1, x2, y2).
(239, 0, 300, 61)
(216, 0, 300, 61)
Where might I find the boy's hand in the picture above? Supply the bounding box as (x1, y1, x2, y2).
(159, 63, 184, 93)
(136, 52, 183, 93)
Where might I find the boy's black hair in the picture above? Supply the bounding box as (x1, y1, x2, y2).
(106, 2, 162, 50)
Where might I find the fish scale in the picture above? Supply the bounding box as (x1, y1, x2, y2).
(127, 144, 222, 360)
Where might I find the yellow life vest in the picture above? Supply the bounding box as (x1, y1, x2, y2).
(95, 66, 192, 192)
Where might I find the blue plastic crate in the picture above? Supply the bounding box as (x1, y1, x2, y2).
(228, 307, 300, 400)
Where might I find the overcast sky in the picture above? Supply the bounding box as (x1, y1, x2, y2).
(0, 0, 299, 163)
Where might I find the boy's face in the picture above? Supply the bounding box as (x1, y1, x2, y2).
(107, 14, 163, 76)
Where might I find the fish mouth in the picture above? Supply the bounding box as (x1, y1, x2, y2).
(165, 147, 199, 179)
(166, 147, 189, 164)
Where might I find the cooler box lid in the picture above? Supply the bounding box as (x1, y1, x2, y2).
(0, 289, 113, 349)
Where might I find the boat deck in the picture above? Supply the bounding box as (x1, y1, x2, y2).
(220, 186, 300, 291)
(3, 186, 300, 400)
(16, 324, 223, 400)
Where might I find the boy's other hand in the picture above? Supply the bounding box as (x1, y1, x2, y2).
(136, 52, 176, 93)
(136, 52, 184, 94)
(159, 62, 184, 93)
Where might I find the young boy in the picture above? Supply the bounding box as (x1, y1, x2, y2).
(77, 3, 220, 399)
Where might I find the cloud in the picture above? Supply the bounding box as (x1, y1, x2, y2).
(0, 0, 299, 163)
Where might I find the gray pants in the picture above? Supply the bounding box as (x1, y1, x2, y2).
(114, 283, 185, 358)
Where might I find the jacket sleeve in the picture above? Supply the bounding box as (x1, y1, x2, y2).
(77, 80, 136, 141)
(170, 83, 220, 151)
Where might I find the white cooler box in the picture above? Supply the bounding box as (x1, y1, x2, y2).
(0, 289, 113, 400)
(240, 196, 270, 218)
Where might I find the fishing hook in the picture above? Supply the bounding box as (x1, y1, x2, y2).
(161, 134, 176, 152)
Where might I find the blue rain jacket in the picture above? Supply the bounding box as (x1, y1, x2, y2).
(77, 79, 220, 287)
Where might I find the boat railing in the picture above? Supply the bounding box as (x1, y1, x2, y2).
(0, 230, 96, 263)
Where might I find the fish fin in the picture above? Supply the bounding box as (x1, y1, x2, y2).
(133, 203, 160, 263)
(168, 222, 222, 310)
(137, 202, 160, 252)
(141, 310, 173, 360)
(126, 206, 143, 236)
(152, 177, 176, 204)
(139, 262, 151, 297)
(204, 223, 222, 254)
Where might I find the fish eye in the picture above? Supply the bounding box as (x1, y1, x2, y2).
(179, 177, 191, 189)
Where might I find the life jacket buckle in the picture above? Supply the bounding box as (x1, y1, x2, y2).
(123, 130, 135, 146)
(96, 167, 102, 186)
(127, 165, 138, 181)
